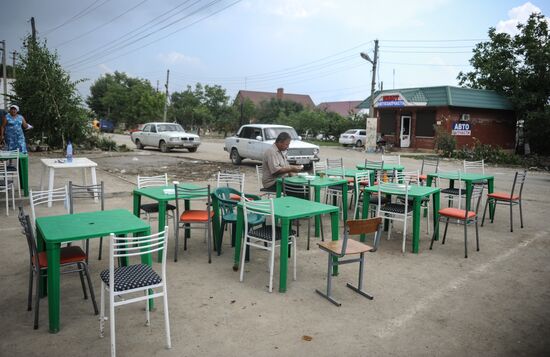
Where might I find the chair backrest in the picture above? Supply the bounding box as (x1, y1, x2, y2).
(243, 198, 275, 241)
(511, 170, 527, 199)
(0, 148, 19, 159)
(463, 159, 485, 174)
(18, 206, 38, 268)
(435, 169, 462, 190)
(68, 181, 105, 213)
(338, 217, 383, 257)
(394, 170, 420, 185)
(108, 226, 169, 291)
(313, 161, 328, 175)
(326, 158, 344, 178)
(354, 171, 371, 190)
(364, 159, 384, 181)
(137, 174, 168, 188)
(0, 161, 8, 188)
(174, 184, 211, 217)
(216, 172, 245, 193)
(421, 156, 439, 174)
(382, 154, 401, 165)
(255, 165, 263, 187)
(282, 178, 310, 200)
(29, 186, 69, 225)
(377, 181, 409, 215)
(467, 183, 484, 216)
(213, 187, 239, 215)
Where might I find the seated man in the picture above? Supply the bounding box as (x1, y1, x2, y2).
(262, 132, 303, 192)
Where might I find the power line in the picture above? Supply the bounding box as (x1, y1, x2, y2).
(380, 50, 472, 54)
(380, 38, 487, 42)
(381, 61, 470, 67)
(54, 0, 150, 48)
(43, 0, 111, 35)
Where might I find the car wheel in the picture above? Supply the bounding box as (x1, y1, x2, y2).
(355, 140, 363, 147)
(230, 148, 242, 165)
(134, 139, 143, 149)
(159, 140, 169, 153)
(188, 147, 197, 153)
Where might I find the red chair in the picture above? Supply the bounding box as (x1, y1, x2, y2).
(430, 183, 484, 258)
(481, 170, 526, 232)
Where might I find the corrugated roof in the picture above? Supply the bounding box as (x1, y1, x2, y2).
(317, 100, 363, 116)
(357, 86, 513, 110)
(236, 89, 315, 107)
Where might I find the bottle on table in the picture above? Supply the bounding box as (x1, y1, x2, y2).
(66, 141, 73, 163)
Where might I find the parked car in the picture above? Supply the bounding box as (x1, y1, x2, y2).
(224, 124, 320, 167)
(130, 122, 200, 152)
(99, 119, 115, 133)
(339, 129, 366, 147)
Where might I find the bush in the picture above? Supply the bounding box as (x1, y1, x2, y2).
(434, 127, 456, 157)
(450, 139, 524, 166)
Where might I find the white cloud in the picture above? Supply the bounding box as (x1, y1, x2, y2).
(496, 2, 543, 35)
(156, 52, 201, 66)
(98, 63, 113, 74)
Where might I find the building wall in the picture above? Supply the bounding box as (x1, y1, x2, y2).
(375, 106, 516, 150)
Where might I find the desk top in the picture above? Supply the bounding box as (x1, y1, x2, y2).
(363, 184, 440, 198)
(356, 163, 405, 171)
(427, 172, 493, 181)
(134, 183, 203, 201)
(41, 157, 97, 168)
(280, 175, 348, 188)
(239, 196, 338, 220)
(36, 209, 150, 243)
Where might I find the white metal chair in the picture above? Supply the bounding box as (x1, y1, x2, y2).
(137, 174, 177, 235)
(463, 159, 485, 174)
(216, 171, 245, 201)
(382, 154, 401, 165)
(99, 227, 171, 357)
(353, 171, 374, 219)
(325, 158, 346, 218)
(313, 161, 328, 175)
(438, 170, 466, 208)
(256, 165, 275, 198)
(282, 178, 319, 250)
(240, 198, 297, 293)
(0, 161, 15, 216)
(395, 170, 432, 235)
(29, 186, 70, 225)
(419, 156, 439, 185)
(1, 149, 21, 198)
(377, 181, 413, 253)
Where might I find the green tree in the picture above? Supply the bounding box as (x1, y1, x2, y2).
(458, 13, 550, 154)
(255, 98, 304, 123)
(12, 35, 88, 148)
(87, 71, 164, 128)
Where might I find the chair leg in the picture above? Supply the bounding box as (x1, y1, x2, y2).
(509, 201, 514, 232)
(174, 225, 180, 262)
(27, 266, 33, 311)
(464, 220, 468, 259)
(163, 285, 172, 349)
(98, 237, 103, 260)
(429, 219, 440, 250)
(83, 262, 99, 314)
(346, 252, 374, 300)
(315, 253, 340, 306)
(239, 237, 247, 283)
(110, 287, 116, 357)
(77, 263, 88, 299)
(519, 199, 524, 229)
(145, 290, 150, 326)
(99, 283, 105, 338)
(475, 221, 480, 252)
(401, 219, 407, 253)
(442, 218, 450, 244)
(33, 271, 40, 329)
(293, 236, 297, 281)
(268, 241, 276, 292)
(207, 222, 212, 264)
(218, 221, 226, 256)
(481, 199, 489, 227)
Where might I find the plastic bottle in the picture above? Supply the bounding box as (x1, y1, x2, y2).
(66, 141, 73, 163)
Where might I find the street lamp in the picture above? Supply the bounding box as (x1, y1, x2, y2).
(360, 48, 377, 118)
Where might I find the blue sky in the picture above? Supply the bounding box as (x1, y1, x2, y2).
(2, 0, 549, 105)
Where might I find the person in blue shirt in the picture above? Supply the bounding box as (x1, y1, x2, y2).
(1, 104, 29, 153)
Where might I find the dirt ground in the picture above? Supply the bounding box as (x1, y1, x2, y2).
(1, 136, 550, 357)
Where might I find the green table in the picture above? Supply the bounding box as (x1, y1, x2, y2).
(356, 162, 405, 173)
(0, 151, 29, 196)
(426, 172, 494, 215)
(35, 209, 151, 333)
(133, 183, 205, 262)
(233, 196, 339, 292)
(361, 185, 440, 253)
(276, 175, 348, 237)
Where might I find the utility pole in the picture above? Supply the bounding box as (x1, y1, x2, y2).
(1, 40, 7, 110)
(369, 39, 379, 119)
(31, 17, 37, 42)
(11, 51, 17, 78)
(162, 69, 170, 122)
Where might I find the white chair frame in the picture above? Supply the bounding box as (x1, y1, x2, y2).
(137, 173, 177, 236)
(216, 171, 245, 193)
(1, 149, 21, 198)
(377, 181, 413, 253)
(99, 227, 171, 357)
(0, 161, 15, 216)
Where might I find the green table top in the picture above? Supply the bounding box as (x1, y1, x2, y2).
(325, 168, 370, 178)
(363, 184, 440, 198)
(133, 183, 203, 201)
(239, 196, 338, 220)
(36, 209, 150, 244)
(356, 163, 404, 171)
(280, 175, 348, 188)
(426, 172, 493, 181)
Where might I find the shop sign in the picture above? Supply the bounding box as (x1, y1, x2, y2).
(451, 122, 471, 136)
(375, 94, 405, 108)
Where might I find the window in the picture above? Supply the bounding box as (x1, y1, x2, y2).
(379, 111, 396, 134)
(239, 127, 253, 138)
(252, 128, 263, 140)
(157, 124, 184, 132)
(359, 130, 366, 136)
(142, 125, 151, 132)
(264, 127, 300, 140)
(415, 111, 436, 137)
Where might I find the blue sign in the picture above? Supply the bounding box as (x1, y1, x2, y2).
(377, 100, 405, 107)
(452, 122, 471, 136)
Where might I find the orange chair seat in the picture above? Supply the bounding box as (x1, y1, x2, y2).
(487, 192, 519, 201)
(180, 210, 214, 222)
(438, 207, 476, 219)
(35, 246, 87, 268)
(419, 174, 427, 181)
(229, 193, 241, 201)
(346, 178, 355, 183)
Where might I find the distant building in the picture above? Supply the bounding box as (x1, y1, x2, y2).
(235, 88, 315, 108)
(358, 86, 516, 150)
(0, 78, 16, 111)
(317, 100, 365, 117)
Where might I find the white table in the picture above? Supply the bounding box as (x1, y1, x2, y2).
(40, 158, 98, 207)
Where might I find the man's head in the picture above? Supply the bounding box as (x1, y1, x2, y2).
(275, 132, 291, 152)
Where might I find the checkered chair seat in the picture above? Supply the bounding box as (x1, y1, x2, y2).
(140, 202, 176, 213)
(248, 225, 297, 242)
(380, 203, 412, 214)
(7, 165, 17, 172)
(100, 264, 162, 292)
(441, 188, 462, 196)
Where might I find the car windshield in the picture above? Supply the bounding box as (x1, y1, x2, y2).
(264, 127, 300, 140)
(157, 124, 184, 132)
(345, 129, 356, 134)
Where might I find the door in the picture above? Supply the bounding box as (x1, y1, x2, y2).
(400, 115, 411, 148)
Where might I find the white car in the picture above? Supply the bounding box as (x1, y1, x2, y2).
(339, 129, 366, 147)
(131, 122, 200, 152)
